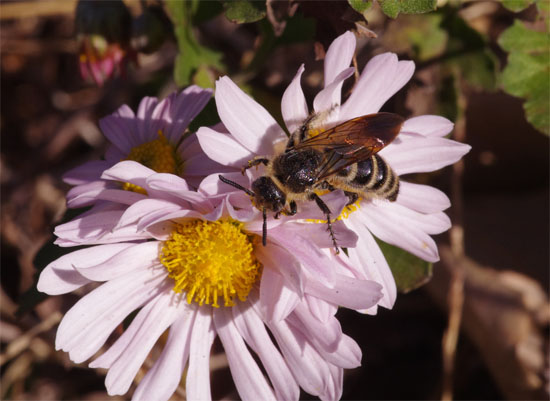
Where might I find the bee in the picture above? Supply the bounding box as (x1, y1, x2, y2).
(219, 112, 404, 252)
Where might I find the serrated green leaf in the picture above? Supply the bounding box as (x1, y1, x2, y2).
(502, 0, 534, 12)
(375, 238, 433, 293)
(224, 0, 266, 24)
(498, 20, 550, 135)
(379, 0, 437, 19)
(348, 0, 373, 14)
(166, 0, 224, 87)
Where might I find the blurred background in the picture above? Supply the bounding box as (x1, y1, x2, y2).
(1, 0, 548, 400)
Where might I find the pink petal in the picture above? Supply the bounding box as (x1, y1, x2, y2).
(313, 67, 354, 113)
(101, 291, 182, 395)
(133, 305, 197, 401)
(37, 243, 134, 295)
(55, 269, 168, 363)
(196, 126, 254, 167)
(63, 160, 110, 185)
(339, 53, 415, 120)
(380, 133, 471, 175)
(288, 312, 361, 369)
(258, 266, 300, 322)
(370, 200, 451, 235)
(182, 134, 234, 177)
(269, 228, 335, 285)
(256, 243, 303, 295)
(281, 64, 309, 134)
(280, 220, 358, 249)
(357, 205, 440, 262)
(402, 115, 454, 137)
(397, 181, 451, 213)
(89, 293, 153, 369)
(327, 363, 344, 401)
(54, 206, 124, 243)
(186, 308, 216, 401)
(65, 180, 109, 208)
(200, 171, 252, 197)
(269, 318, 333, 398)
(135, 96, 160, 143)
(101, 160, 155, 188)
(165, 86, 213, 143)
(215, 76, 286, 155)
(291, 302, 342, 352)
(288, 190, 347, 221)
(73, 241, 159, 282)
(304, 293, 337, 323)
(184, 154, 234, 183)
(213, 307, 277, 401)
(324, 31, 356, 89)
(68, 187, 146, 209)
(233, 300, 300, 401)
(99, 104, 137, 153)
(115, 198, 180, 229)
(304, 271, 383, 310)
(343, 219, 396, 309)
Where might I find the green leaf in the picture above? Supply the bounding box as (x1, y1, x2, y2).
(166, 0, 224, 87)
(379, 0, 437, 19)
(223, 0, 266, 24)
(537, 1, 550, 30)
(498, 20, 550, 135)
(439, 9, 497, 91)
(501, 0, 534, 12)
(382, 14, 447, 61)
(375, 238, 433, 293)
(348, 0, 373, 14)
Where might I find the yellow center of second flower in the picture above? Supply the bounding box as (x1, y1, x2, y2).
(159, 219, 262, 308)
(121, 130, 183, 194)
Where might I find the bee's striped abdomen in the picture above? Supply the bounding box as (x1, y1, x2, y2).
(355, 154, 399, 201)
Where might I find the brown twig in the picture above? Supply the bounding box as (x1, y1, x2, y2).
(441, 87, 467, 401)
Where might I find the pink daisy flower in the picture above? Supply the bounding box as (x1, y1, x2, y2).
(197, 31, 471, 312)
(56, 86, 228, 246)
(39, 162, 383, 400)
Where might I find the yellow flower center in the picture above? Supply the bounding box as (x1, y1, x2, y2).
(121, 130, 183, 194)
(159, 219, 262, 308)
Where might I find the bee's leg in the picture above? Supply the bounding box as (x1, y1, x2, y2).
(241, 157, 269, 175)
(288, 200, 297, 216)
(344, 191, 359, 206)
(317, 180, 339, 192)
(310, 193, 339, 254)
(262, 208, 267, 246)
(274, 211, 281, 219)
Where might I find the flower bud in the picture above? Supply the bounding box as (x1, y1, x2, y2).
(75, 0, 135, 86)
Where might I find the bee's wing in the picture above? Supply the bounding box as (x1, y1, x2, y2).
(293, 113, 404, 179)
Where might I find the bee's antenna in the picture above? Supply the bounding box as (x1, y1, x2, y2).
(262, 208, 267, 246)
(218, 175, 255, 197)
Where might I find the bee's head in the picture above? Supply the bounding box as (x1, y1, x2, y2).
(251, 176, 286, 212)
